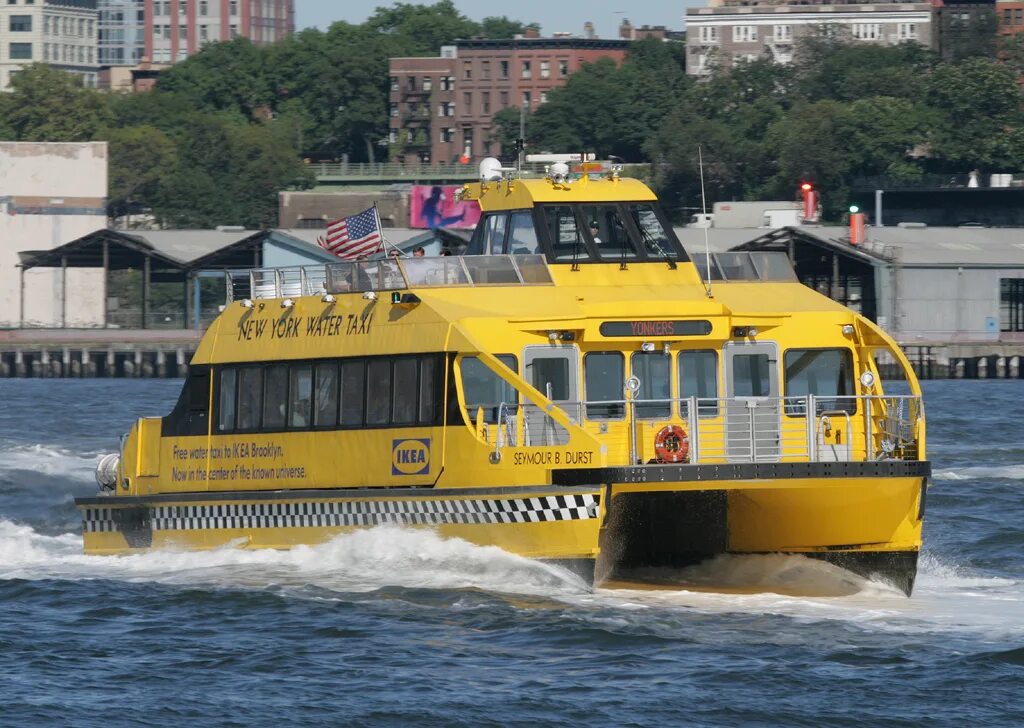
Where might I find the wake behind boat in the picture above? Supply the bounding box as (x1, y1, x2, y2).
(78, 156, 929, 595)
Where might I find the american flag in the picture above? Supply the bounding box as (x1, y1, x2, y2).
(317, 206, 383, 259)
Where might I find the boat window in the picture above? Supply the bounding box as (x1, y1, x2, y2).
(419, 356, 437, 424)
(263, 364, 288, 430)
(580, 204, 638, 260)
(392, 358, 419, 425)
(584, 352, 624, 419)
(508, 211, 540, 255)
(627, 203, 680, 260)
(784, 348, 855, 416)
(340, 360, 365, 427)
(461, 354, 517, 423)
(288, 365, 313, 428)
(542, 205, 591, 262)
(218, 368, 236, 432)
(237, 366, 262, 431)
(632, 352, 671, 419)
(531, 357, 570, 401)
(366, 359, 392, 426)
(716, 252, 759, 281)
(482, 213, 509, 256)
(680, 351, 719, 417)
(732, 354, 771, 397)
(313, 362, 338, 428)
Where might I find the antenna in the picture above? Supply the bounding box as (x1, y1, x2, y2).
(698, 146, 713, 299)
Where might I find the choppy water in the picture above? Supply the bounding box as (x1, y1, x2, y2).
(0, 379, 1021, 727)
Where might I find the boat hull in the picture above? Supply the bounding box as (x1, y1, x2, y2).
(78, 463, 928, 595)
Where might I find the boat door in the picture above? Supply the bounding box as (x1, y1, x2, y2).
(723, 341, 780, 462)
(523, 345, 580, 446)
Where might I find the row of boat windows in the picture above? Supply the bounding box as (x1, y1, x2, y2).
(216, 355, 441, 433)
(198, 347, 854, 435)
(468, 203, 688, 263)
(461, 348, 854, 421)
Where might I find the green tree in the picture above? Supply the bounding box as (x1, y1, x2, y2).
(3, 64, 112, 141)
(106, 124, 177, 223)
(926, 57, 1024, 167)
(155, 38, 271, 118)
(480, 16, 528, 38)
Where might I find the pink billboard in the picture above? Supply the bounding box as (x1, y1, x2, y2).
(409, 185, 481, 229)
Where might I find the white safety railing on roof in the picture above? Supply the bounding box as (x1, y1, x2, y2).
(225, 255, 554, 300)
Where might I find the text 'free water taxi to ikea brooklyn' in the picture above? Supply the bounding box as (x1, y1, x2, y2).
(80, 156, 929, 595)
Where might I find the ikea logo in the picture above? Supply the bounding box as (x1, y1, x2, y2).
(391, 438, 431, 476)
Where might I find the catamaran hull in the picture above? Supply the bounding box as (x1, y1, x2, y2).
(78, 463, 928, 595)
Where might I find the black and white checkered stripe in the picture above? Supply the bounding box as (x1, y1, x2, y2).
(82, 494, 600, 533)
(82, 506, 117, 533)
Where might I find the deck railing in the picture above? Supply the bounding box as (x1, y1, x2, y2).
(466, 394, 923, 466)
(225, 255, 554, 301)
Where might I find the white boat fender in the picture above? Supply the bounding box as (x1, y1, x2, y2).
(95, 453, 119, 491)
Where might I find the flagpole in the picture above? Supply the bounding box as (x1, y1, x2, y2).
(374, 203, 400, 256)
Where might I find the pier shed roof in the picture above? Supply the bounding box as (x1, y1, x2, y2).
(17, 228, 338, 273)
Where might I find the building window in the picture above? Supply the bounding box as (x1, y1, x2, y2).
(463, 62, 472, 80)
(406, 76, 416, 91)
(539, 60, 550, 79)
(441, 128, 454, 143)
(9, 15, 31, 32)
(9, 43, 32, 60)
(462, 127, 473, 149)
(199, 25, 209, 42)
(852, 23, 881, 40)
(463, 91, 472, 110)
(1003, 9, 1012, 24)
(1017, 8, 1023, 24)
(390, 75, 398, 91)
(229, 24, 238, 38)
(559, 59, 569, 76)
(500, 60, 509, 78)
(522, 90, 531, 107)
(422, 76, 432, 91)
(482, 91, 490, 114)
(199, 0, 208, 14)
(439, 75, 453, 91)
(1001, 279, 1024, 331)
(733, 25, 757, 43)
(699, 26, 719, 43)
(773, 25, 791, 42)
(481, 60, 490, 79)
(229, 0, 238, 15)
(389, 103, 398, 117)
(540, 91, 548, 104)
(499, 90, 509, 107)
(897, 22, 918, 40)
(521, 60, 531, 79)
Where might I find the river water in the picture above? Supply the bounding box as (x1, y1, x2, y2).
(0, 379, 1020, 726)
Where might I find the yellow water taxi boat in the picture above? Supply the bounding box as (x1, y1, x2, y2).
(79, 158, 928, 594)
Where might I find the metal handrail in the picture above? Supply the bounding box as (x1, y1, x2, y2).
(468, 394, 923, 466)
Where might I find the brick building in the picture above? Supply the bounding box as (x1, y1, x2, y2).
(388, 36, 630, 165)
(685, 1, 932, 76)
(143, 0, 293, 64)
(997, 0, 1024, 34)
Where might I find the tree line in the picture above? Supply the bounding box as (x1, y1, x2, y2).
(0, 1, 1020, 225)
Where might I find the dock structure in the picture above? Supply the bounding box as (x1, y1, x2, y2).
(2, 329, 1023, 380)
(0, 329, 202, 378)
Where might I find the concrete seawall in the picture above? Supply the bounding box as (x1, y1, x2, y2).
(2, 330, 1024, 380)
(0, 329, 203, 378)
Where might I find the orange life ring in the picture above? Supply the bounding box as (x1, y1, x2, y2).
(654, 425, 689, 463)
